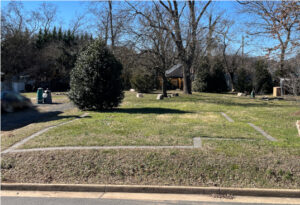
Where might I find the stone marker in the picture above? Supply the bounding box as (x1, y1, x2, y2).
(157, 94, 164, 100)
(136, 93, 143, 98)
(237, 92, 246, 97)
(130, 89, 135, 92)
(296, 120, 300, 137)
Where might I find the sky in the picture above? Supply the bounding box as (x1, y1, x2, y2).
(1, 1, 282, 58)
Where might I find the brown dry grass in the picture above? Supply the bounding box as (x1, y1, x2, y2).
(1, 146, 299, 188)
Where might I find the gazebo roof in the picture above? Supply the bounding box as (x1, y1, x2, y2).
(165, 64, 183, 78)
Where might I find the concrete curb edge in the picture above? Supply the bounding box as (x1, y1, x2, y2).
(1, 183, 300, 198)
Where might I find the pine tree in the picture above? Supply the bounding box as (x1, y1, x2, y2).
(67, 29, 72, 41)
(58, 27, 63, 41)
(43, 28, 49, 42)
(36, 28, 44, 49)
(84, 32, 89, 41)
(52, 26, 57, 40)
(235, 68, 253, 93)
(192, 57, 210, 92)
(254, 60, 273, 94)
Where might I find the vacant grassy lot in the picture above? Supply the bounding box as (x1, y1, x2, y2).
(2, 91, 300, 188)
(1, 108, 83, 150)
(21, 91, 300, 148)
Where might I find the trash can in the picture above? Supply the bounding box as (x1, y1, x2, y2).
(251, 89, 255, 98)
(43, 88, 52, 104)
(37, 88, 44, 104)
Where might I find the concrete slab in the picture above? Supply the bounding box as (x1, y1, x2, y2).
(221, 112, 234, 122)
(248, 123, 277, 142)
(193, 137, 202, 148)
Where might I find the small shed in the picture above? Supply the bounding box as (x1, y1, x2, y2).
(165, 64, 183, 89)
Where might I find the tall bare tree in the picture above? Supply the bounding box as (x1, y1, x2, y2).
(157, 0, 212, 94)
(134, 5, 175, 96)
(128, 1, 211, 94)
(216, 19, 242, 91)
(89, 1, 133, 51)
(239, 1, 300, 78)
(31, 2, 57, 33)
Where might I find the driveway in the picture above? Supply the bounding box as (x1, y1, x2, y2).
(1, 102, 75, 131)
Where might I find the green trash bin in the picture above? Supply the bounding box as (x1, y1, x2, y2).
(37, 88, 44, 104)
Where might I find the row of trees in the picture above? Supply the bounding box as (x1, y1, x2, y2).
(1, 1, 299, 95)
(1, 2, 92, 91)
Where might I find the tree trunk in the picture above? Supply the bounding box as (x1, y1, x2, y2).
(162, 74, 168, 97)
(228, 72, 234, 91)
(108, 0, 115, 51)
(182, 62, 192, 94)
(279, 47, 286, 77)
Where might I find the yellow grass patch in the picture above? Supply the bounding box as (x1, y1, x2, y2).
(180, 113, 219, 122)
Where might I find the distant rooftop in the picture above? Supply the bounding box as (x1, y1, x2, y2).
(165, 64, 183, 78)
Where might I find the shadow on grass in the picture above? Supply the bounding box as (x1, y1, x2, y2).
(1, 107, 90, 131)
(172, 94, 296, 108)
(108, 107, 192, 114)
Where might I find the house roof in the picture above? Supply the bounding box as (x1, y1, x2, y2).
(165, 64, 183, 78)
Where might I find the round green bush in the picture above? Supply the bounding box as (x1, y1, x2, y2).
(68, 39, 124, 110)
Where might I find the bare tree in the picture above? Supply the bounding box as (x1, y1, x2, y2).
(31, 2, 57, 33)
(205, 9, 223, 60)
(135, 5, 175, 96)
(69, 13, 86, 35)
(216, 19, 242, 91)
(284, 53, 300, 98)
(89, 1, 133, 51)
(239, 1, 300, 78)
(1, 1, 26, 35)
(158, 1, 212, 94)
(128, 1, 211, 94)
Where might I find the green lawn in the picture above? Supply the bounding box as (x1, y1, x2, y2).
(1, 108, 83, 150)
(2, 91, 300, 188)
(20, 91, 300, 149)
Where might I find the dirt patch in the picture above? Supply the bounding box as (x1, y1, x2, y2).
(292, 110, 300, 116)
(2, 148, 299, 188)
(180, 113, 218, 121)
(156, 115, 172, 121)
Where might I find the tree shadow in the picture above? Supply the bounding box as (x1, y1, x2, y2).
(174, 94, 297, 108)
(1, 107, 89, 131)
(107, 107, 192, 114)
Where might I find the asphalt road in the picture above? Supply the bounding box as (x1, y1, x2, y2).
(1, 197, 293, 205)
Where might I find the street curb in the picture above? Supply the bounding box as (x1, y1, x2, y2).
(1, 183, 300, 198)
